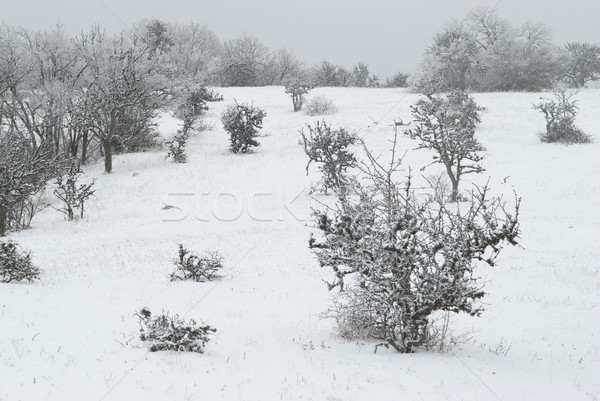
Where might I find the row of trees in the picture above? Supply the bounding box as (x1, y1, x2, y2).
(208, 33, 406, 88)
(414, 7, 600, 92)
(127, 22, 404, 88)
(0, 21, 214, 236)
(0, 23, 177, 170)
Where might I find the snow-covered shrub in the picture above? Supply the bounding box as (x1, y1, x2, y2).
(299, 121, 358, 195)
(136, 307, 216, 353)
(221, 102, 267, 153)
(309, 135, 520, 353)
(165, 130, 189, 163)
(6, 192, 48, 232)
(405, 90, 486, 202)
(175, 86, 223, 133)
(0, 241, 40, 283)
(305, 95, 338, 116)
(533, 90, 591, 144)
(170, 244, 224, 282)
(52, 163, 95, 221)
(284, 77, 311, 112)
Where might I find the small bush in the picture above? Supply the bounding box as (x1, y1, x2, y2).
(165, 130, 189, 163)
(6, 192, 48, 232)
(170, 244, 224, 282)
(304, 95, 338, 116)
(425, 173, 452, 204)
(284, 77, 311, 112)
(299, 121, 358, 194)
(176, 87, 223, 133)
(533, 90, 592, 144)
(136, 307, 216, 353)
(52, 163, 95, 221)
(221, 102, 267, 154)
(0, 241, 40, 283)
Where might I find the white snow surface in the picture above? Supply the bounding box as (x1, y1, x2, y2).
(2, 87, 599, 401)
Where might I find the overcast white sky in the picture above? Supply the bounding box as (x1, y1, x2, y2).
(4, 0, 600, 78)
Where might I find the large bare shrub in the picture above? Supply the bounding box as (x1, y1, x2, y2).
(309, 135, 520, 353)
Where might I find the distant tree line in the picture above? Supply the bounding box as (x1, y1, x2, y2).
(413, 7, 600, 93)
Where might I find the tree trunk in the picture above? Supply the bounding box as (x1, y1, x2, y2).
(444, 162, 460, 202)
(445, 163, 459, 203)
(450, 179, 459, 203)
(69, 128, 79, 159)
(81, 131, 89, 165)
(102, 138, 113, 173)
(0, 204, 8, 237)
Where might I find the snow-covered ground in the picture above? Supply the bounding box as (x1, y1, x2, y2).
(2, 87, 599, 401)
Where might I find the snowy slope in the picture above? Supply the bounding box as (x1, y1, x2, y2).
(1, 87, 599, 401)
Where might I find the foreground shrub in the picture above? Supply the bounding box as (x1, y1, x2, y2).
(136, 307, 216, 353)
(1, 241, 40, 283)
(309, 135, 520, 353)
(285, 77, 311, 112)
(221, 102, 267, 153)
(299, 121, 358, 195)
(533, 90, 592, 144)
(305, 95, 337, 116)
(170, 244, 224, 282)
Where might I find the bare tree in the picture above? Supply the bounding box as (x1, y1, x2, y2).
(415, 21, 481, 93)
(168, 22, 222, 79)
(0, 133, 61, 236)
(222, 33, 273, 86)
(466, 7, 512, 50)
(273, 48, 304, 84)
(405, 91, 486, 202)
(563, 42, 600, 88)
(76, 28, 172, 173)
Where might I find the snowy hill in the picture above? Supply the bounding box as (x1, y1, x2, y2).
(2, 87, 599, 401)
